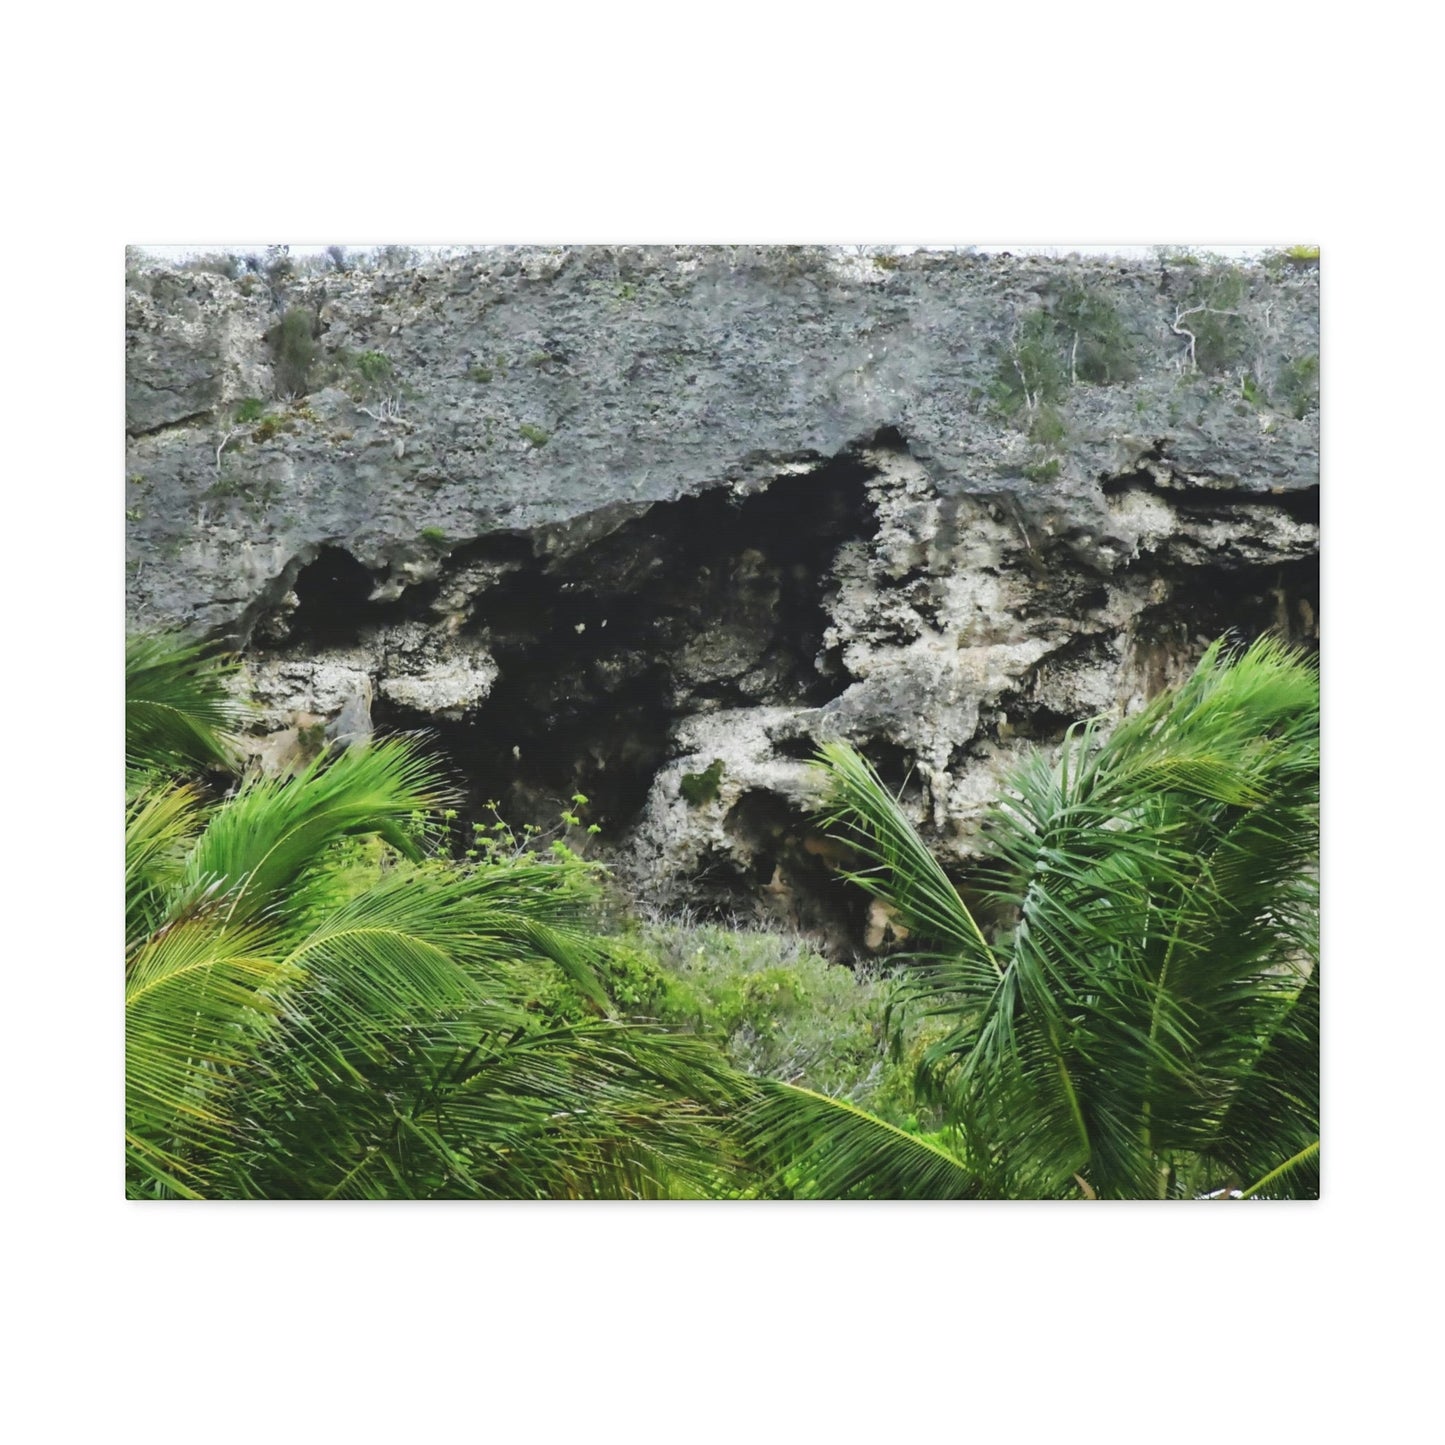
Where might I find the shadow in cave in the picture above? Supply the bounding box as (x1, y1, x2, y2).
(371, 456, 879, 841)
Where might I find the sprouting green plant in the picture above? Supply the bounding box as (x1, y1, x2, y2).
(1276, 354, 1320, 419)
(680, 759, 725, 807)
(1022, 457, 1061, 484)
(420, 526, 447, 548)
(468, 365, 494, 383)
(354, 350, 392, 387)
(235, 397, 267, 424)
(253, 415, 293, 443)
(1241, 373, 1268, 408)
(519, 424, 550, 448)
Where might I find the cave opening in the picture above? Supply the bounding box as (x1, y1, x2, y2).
(1136, 556, 1320, 655)
(285, 546, 376, 648)
(371, 456, 879, 840)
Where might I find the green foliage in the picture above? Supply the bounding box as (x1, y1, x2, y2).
(125, 632, 245, 781)
(1276, 353, 1320, 419)
(1265, 244, 1320, 272)
(468, 364, 494, 383)
(124, 647, 753, 1199)
(1178, 268, 1251, 372)
(420, 526, 448, 548)
(235, 397, 267, 423)
(679, 758, 724, 806)
(740, 1082, 976, 1200)
(518, 423, 551, 448)
(1022, 456, 1060, 484)
(296, 721, 327, 758)
(353, 350, 392, 387)
(1054, 281, 1137, 384)
(1028, 403, 1067, 447)
(122, 630, 1321, 1201)
(808, 636, 1320, 1200)
(991, 285, 1134, 427)
(273, 306, 318, 396)
(252, 414, 294, 443)
(990, 310, 1068, 416)
(629, 924, 945, 1129)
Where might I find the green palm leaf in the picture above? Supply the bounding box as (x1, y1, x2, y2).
(125, 632, 245, 780)
(810, 636, 1320, 1199)
(737, 1079, 979, 1200)
(178, 739, 454, 924)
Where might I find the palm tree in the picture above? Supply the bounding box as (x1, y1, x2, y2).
(744, 636, 1319, 1200)
(124, 634, 746, 1199)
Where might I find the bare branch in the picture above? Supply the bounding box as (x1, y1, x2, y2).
(215, 427, 239, 473)
(1170, 304, 1239, 371)
(1011, 351, 1035, 412)
(356, 395, 405, 424)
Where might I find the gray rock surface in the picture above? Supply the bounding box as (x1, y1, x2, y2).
(125, 245, 1319, 946)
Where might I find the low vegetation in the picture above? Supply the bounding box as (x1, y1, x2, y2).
(271, 306, 319, 396)
(125, 631, 1319, 1199)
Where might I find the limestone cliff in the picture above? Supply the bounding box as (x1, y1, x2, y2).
(124, 245, 1319, 945)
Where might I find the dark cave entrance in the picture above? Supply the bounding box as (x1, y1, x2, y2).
(370, 456, 879, 838)
(1133, 554, 1320, 657)
(285, 546, 377, 648)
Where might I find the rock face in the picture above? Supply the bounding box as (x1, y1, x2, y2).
(125, 245, 1319, 949)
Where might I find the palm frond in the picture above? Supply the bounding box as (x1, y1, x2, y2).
(1239, 1139, 1320, 1200)
(737, 1079, 979, 1199)
(178, 738, 455, 924)
(125, 782, 207, 949)
(125, 632, 245, 779)
(809, 636, 1319, 1199)
(125, 917, 298, 1197)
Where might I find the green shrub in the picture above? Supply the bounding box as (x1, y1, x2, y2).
(235, 397, 267, 424)
(1178, 268, 1250, 373)
(252, 410, 304, 443)
(1276, 353, 1320, 419)
(627, 923, 948, 1128)
(990, 310, 1068, 416)
(1053, 281, 1137, 384)
(518, 423, 550, 448)
(468, 364, 494, 383)
(353, 350, 392, 387)
(680, 759, 724, 806)
(273, 307, 318, 396)
(420, 526, 447, 548)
